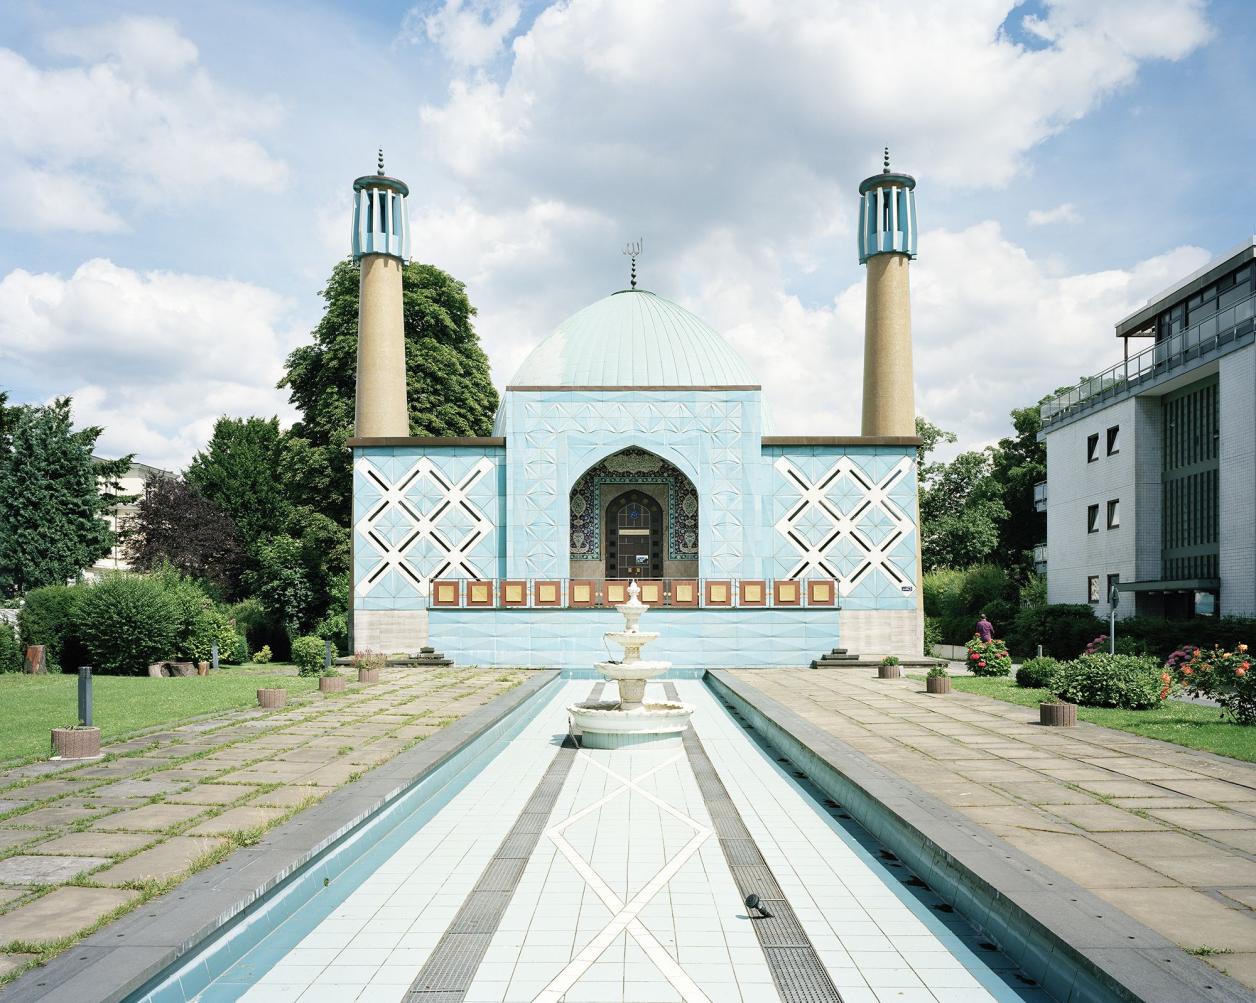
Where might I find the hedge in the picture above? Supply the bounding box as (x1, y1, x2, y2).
(1052, 654, 1165, 710)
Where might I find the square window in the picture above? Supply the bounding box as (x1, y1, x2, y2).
(1088, 575, 1100, 603)
(1087, 504, 1099, 533)
(1107, 499, 1120, 529)
(1107, 425, 1120, 455)
(1087, 433, 1099, 462)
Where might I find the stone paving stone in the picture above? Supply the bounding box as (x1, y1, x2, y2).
(1209, 829, 1256, 853)
(91, 803, 207, 832)
(990, 781, 1100, 805)
(0, 830, 37, 852)
(297, 762, 366, 787)
(164, 784, 258, 806)
(185, 805, 289, 836)
(28, 831, 154, 857)
(0, 952, 34, 978)
(0, 855, 110, 885)
(1046, 803, 1168, 832)
(998, 831, 1175, 889)
(219, 762, 315, 784)
(92, 836, 228, 886)
(4, 803, 107, 828)
(84, 777, 190, 800)
(1100, 887, 1256, 952)
(2, 779, 93, 801)
(70, 757, 169, 780)
(1147, 806, 1254, 830)
(0, 886, 138, 944)
(250, 785, 326, 808)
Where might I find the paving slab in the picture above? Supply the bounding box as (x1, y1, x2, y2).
(28, 831, 154, 857)
(0, 953, 34, 978)
(163, 784, 257, 806)
(92, 836, 228, 886)
(0, 886, 137, 944)
(3, 804, 106, 829)
(0, 856, 109, 886)
(249, 785, 326, 808)
(184, 805, 289, 836)
(1098, 887, 1256, 953)
(90, 803, 207, 833)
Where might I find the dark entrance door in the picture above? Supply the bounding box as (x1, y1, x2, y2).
(605, 490, 663, 579)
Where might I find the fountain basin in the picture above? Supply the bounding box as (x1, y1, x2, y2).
(593, 659, 669, 681)
(603, 630, 659, 648)
(569, 700, 694, 749)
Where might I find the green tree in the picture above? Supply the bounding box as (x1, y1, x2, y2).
(279, 259, 498, 524)
(0, 397, 131, 597)
(125, 476, 245, 595)
(241, 535, 315, 638)
(918, 445, 1009, 572)
(989, 397, 1048, 577)
(186, 417, 289, 547)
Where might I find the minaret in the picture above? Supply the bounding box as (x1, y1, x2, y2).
(352, 150, 411, 437)
(858, 148, 918, 437)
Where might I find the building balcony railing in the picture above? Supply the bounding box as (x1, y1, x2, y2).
(1033, 481, 1047, 512)
(425, 577, 844, 611)
(1032, 544, 1047, 575)
(1041, 297, 1256, 428)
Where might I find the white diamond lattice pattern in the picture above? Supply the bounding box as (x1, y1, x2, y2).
(354, 456, 494, 598)
(774, 455, 914, 595)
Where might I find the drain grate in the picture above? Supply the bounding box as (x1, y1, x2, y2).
(402, 686, 590, 1002)
(664, 682, 844, 1003)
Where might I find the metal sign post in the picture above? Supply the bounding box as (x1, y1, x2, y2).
(1109, 586, 1120, 655)
(78, 667, 93, 727)
(211, 641, 219, 672)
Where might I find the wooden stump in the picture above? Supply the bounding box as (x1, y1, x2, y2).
(926, 676, 951, 694)
(319, 676, 347, 693)
(51, 727, 100, 759)
(877, 665, 900, 679)
(197, 661, 210, 676)
(1040, 702, 1077, 727)
(257, 688, 287, 709)
(23, 645, 46, 675)
(358, 667, 380, 684)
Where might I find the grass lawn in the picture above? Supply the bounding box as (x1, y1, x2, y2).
(0, 665, 316, 765)
(922, 675, 1256, 764)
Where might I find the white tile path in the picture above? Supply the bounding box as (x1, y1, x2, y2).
(217, 678, 1033, 1003)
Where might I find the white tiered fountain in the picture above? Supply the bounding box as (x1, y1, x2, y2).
(568, 580, 694, 749)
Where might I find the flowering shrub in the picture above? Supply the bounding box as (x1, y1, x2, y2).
(1083, 634, 1108, 655)
(353, 649, 386, 672)
(1052, 654, 1165, 709)
(1166, 643, 1255, 724)
(965, 636, 1012, 677)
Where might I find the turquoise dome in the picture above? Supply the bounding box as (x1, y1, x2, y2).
(509, 289, 756, 387)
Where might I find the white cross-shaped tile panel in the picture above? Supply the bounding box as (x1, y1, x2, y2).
(354, 455, 494, 598)
(773, 455, 914, 595)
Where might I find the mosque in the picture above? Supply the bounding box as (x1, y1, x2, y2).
(346, 152, 924, 668)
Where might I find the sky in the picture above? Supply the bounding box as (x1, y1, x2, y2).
(0, 0, 1252, 471)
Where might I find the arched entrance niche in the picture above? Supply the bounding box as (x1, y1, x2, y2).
(568, 446, 699, 581)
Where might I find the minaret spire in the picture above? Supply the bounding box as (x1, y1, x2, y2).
(883, 146, 891, 173)
(377, 148, 385, 175)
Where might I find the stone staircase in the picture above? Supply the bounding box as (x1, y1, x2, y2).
(809, 647, 862, 669)
(407, 646, 454, 668)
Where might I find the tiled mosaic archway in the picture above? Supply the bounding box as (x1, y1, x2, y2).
(569, 447, 699, 562)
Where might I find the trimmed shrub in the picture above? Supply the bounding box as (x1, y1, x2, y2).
(75, 576, 176, 675)
(1007, 603, 1101, 659)
(1118, 617, 1256, 662)
(251, 644, 273, 664)
(0, 621, 21, 673)
(224, 631, 249, 664)
(1016, 656, 1060, 689)
(18, 585, 86, 671)
(965, 636, 1012, 676)
(923, 616, 942, 657)
(291, 635, 327, 677)
(1052, 654, 1165, 710)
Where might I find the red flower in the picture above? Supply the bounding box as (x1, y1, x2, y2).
(1183, 666, 1194, 676)
(1160, 672, 1171, 683)
(1237, 666, 1248, 678)
(978, 660, 987, 668)
(970, 652, 980, 660)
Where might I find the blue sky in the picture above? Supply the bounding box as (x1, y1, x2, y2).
(0, 0, 1251, 469)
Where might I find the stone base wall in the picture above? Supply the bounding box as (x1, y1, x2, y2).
(352, 609, 429, 655)
(838, 608, 921, 658)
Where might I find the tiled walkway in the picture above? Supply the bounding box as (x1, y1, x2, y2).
(731, 668, 1256, 991)
(0, 667, 524, 985)
(200, 680, 1046, 1002)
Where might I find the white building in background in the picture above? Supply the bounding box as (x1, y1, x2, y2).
(1039, 238, 1256, 620)
(90, 457, 172, 575)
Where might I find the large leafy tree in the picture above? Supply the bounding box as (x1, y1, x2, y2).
(0, 397, 131, 597)
(989, 397, 1049, 578)
(279, 259, 498, 524)
(124, 476, 245, 596)
(919, 448, 1009, 571)
(186, 417, 289, 548)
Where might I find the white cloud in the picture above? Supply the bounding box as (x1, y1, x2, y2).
(1027, 202, 1083, 226)
(0, 259, 302, 470)
(0, 16, 287, 233)
(405, 0, 522, 68)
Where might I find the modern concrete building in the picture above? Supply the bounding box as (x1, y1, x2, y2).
(348, 153, 925, 665)
(1040, 237, 1256, 619)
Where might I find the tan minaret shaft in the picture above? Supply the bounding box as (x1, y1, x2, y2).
(861, 252, 915, 437)
(356, 254, 408, 436)
(352, 151, 412, 438)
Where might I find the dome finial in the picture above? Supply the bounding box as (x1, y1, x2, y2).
(377, 149, 385, 175)
(623, 238, 643, 290)
(883, 146, 891, 173)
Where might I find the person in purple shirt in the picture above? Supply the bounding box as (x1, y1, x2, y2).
(975, 613, 994, 642)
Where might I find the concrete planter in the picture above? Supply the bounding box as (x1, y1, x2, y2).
(1040, 701, 1077, 727)
(257, 688, 287, 709)
(51, 726, 100, 760)
(23, 645, 46, 674)
(319, 675, 347, 693)
(358, 667, 380, 684)
(926, 675, 951, 694)
(877, 664, 900, 679)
